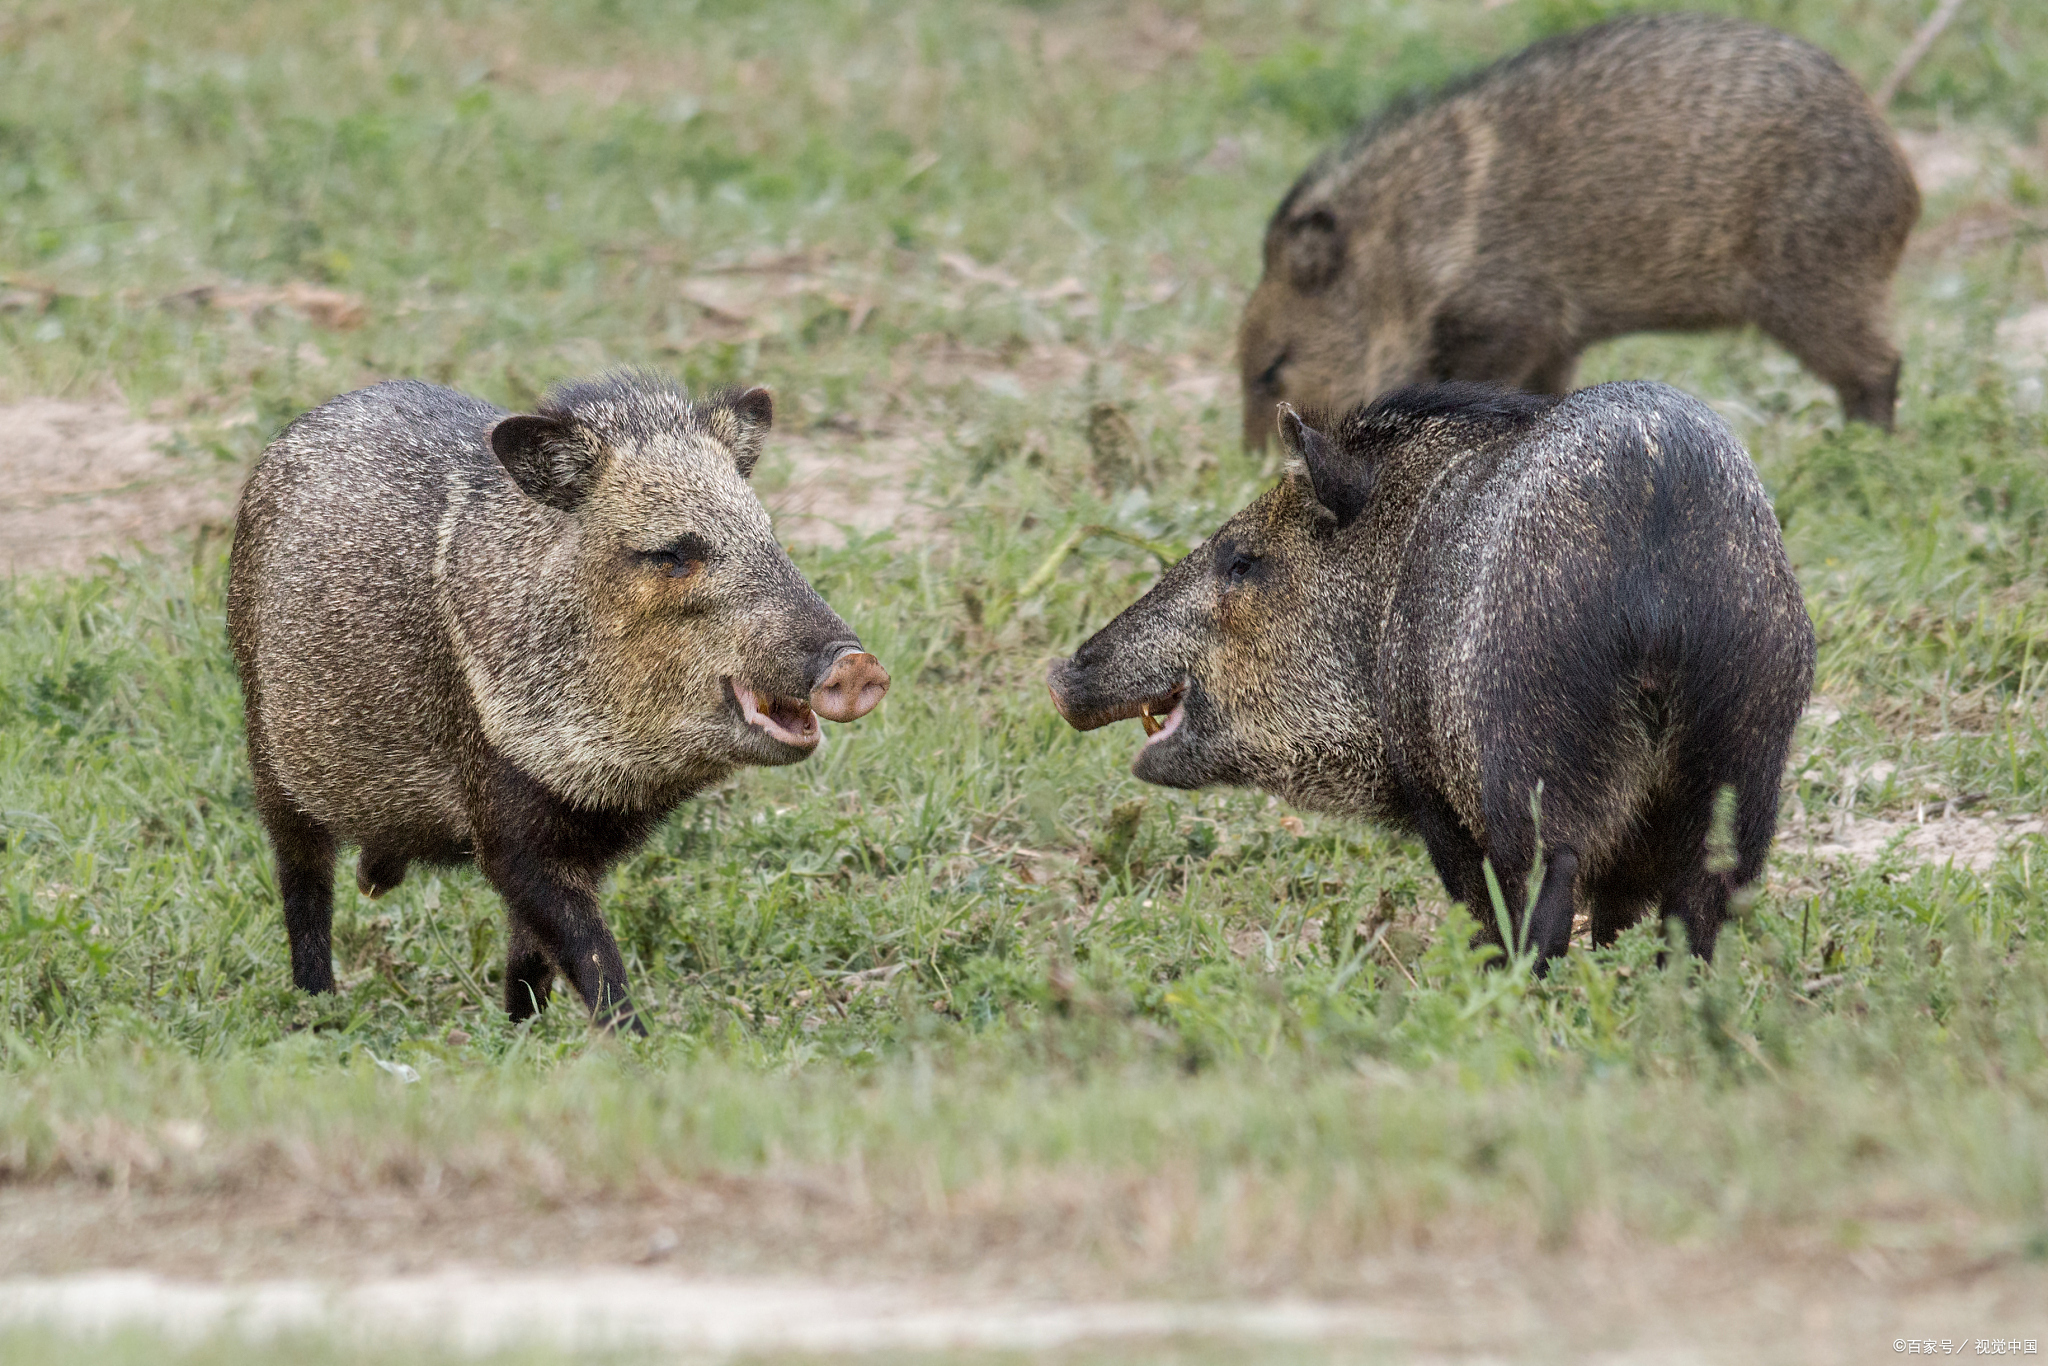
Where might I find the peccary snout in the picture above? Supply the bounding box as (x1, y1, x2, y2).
(1043, 661, 1088, 728)
(811, 646, 890, 722)
(1045, 656, 1180, 735)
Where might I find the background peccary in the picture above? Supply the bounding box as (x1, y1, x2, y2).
(1239, 13, 1920, 447)
(1049, 381, 1814, 967)
(228, 373, 889, 1031)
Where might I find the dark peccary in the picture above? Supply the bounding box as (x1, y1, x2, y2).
(1049, 381, 1814, 969)
(228, 373, 890, 1032)
(1238, 13, 1920, 447)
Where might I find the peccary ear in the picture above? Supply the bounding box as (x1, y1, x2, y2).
(1279, 405, 1372, 529)
(705, 386, 774, 479)
(1279, 209, 1344, 294)
(490, 415, 605, 512)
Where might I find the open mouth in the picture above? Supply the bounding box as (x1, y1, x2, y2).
(1046, 663, 1192, 739)
(731, 681, 821, 750)
(1138, 685, 1186, 747)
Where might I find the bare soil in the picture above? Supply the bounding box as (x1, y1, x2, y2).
(0, 400, 237, 577)
(1784, 809, 2044, 873)
(1895, 127, 2013, 198)
(757, 428, 935, 549)
(0, 1186, 2041, 1361)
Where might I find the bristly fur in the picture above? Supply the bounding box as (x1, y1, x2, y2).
(536, 369, 695, 429)
(228, 370, 868, 1032)
(1343, 382, 1560, 434)
(1239, 13, 1920, 448)
(1051, 380, 1816, 971)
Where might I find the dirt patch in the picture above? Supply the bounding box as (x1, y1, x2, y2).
(0, 385, 915, 568)
(0, 400, 238, 577)
(1895, 126, 2031, 198)
(669, 255, 877, 344)
(166, 281, 368, 331)
(1783, 810, 2043, 873)
(0, 1188, 2040, 1363)
(757, 428, 934, 549)
(894, 335, 1096, 399)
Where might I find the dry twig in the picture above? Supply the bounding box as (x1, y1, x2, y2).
(1875, 0, 1967, 109)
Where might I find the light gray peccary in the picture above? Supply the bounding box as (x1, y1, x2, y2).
(1049, 381, 1814, 970)
(1238, 13, 1921, 447)
(228, 373, 890, 1032)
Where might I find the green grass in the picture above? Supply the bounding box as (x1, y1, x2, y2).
(4, 0, 2048, 1331)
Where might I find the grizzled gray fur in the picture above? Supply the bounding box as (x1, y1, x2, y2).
(1240, 14, 1920, 446)
(1051, 381, 1814, 968)
(229, 373, 889, 1031)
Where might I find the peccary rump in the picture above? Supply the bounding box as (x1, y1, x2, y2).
(1050, 382, 1814, 967)
(1239, 14, 1920, 444)
(228, 373, 888, 1031)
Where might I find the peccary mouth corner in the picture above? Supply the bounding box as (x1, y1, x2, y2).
(729, 679, 821, 751)
(1139, 686, 1187, 746)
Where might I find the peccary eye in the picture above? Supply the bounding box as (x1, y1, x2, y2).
(646, 533, 712, 580)
(1227, 553, 1257, 583)
(1258, 353, 1288, 393)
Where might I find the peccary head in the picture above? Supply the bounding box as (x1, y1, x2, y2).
(1238, 182, 1425, 453)
(469, 374, 887, 806)
(1046, 406, 1389, 814)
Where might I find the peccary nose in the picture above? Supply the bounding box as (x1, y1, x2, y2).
(1046, 659, 1079, 726)
(811, 648, 889, 722)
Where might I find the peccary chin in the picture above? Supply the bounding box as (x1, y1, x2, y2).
(1053, 381, 1814, 967)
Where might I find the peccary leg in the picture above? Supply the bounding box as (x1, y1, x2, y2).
(1526, 847, 1580, 972)
(1585, 786, 1687, 948)
(1659, 864, 1730, 963)
(477, 848, 643, 1034)
(1585, 858, 1660, 948)
(1402, 783, 1490, 930)
(1521, 351, 1580, 397)
(1666, 758, 1789, 962)
(355, 847, 409, 899)
(1467, 833, 1576, 970)
(1404, 781, 1578, 971)
(503, 918, 556, 1023)
(262, 805, 338, 994)
(472, 755, 648, 1034)
(1428, 304, 1576, 395)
